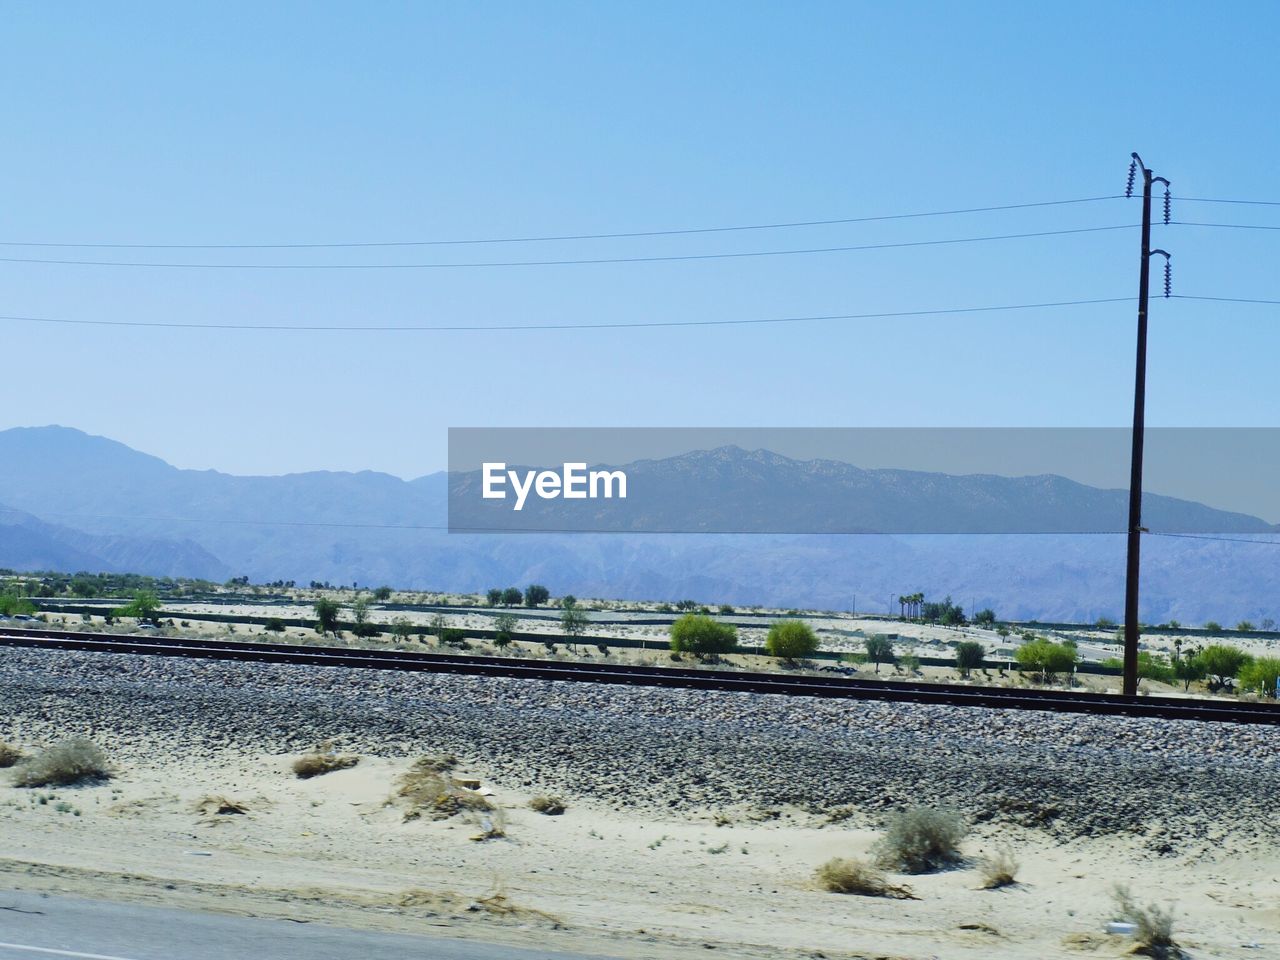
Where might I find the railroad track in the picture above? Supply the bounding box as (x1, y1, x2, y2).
(1, 627, 1276, 725)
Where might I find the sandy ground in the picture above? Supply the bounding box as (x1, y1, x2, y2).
(1, 742, 1276, 960)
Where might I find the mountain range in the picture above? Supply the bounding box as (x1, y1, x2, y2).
(0, 425, 1276, 623)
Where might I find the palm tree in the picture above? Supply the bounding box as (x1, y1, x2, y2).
(897, 595, 906, 618)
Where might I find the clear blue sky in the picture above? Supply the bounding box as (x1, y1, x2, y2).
(2, 1, 1279, 477)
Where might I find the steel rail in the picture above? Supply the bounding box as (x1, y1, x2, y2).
(1, 628, 1275, 725)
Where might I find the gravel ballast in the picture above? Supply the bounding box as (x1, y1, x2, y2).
(0, 648, 1276, 849)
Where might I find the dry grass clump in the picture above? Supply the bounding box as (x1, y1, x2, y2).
(397, 755, 490, 821)
(0, 741, 23, 768)
(529, 795, 566, 816)
(11, 738, 111, 787)
(1112, 885, 1181, 958)
(815, 857, 915, 899)
(875, 806, 967, 874)
(195, 795, 249, 817)
(397, 882, 562, 926)
(292, 752, 359, 779)
(979, 847, 1019, 889)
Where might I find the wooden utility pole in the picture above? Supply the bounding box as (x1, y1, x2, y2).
(1122, 152, 1171, 696)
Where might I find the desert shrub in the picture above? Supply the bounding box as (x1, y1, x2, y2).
(0, 741, 23, 768)
(529, 795, 567, 816)
(264, 617, 286, 633)
(12, 738, 111, 787)
(875, 806, 967, 873)
(493, 612, 518, 649)
(1112, 884, 1179, 958)
(955, 641, 985, 677)
(195, 795, 249, 817)
(397, 755, 489, 821)
(292, 752, 360, 779)
(1204, 620, 1222, 632)
(1014, 639, 1077, 682)
(1197, 643, 1252, 690)
(669, 614, 737, 656)
(1239, 656, 1280, 698)
(979, 848, 1019, 888)
(765, 620, 818, 660)
(897, 654, 921, 674)
(863, 634, 895, 673)
(815, 857, 914, 898)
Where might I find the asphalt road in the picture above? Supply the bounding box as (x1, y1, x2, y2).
(0, 891, 606, 960)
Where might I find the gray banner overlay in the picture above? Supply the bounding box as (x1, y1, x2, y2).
(447, 428, 1280, 534)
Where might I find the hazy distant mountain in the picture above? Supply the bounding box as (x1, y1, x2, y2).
(0, 425, 1277, 623)
(450, 445, 1275, 534)
(0, 503, 229, 579)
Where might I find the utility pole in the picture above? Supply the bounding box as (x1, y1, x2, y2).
(1122, 152, 1171, 697)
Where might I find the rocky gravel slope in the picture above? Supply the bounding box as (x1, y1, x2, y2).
(1, 648, 1276, 850)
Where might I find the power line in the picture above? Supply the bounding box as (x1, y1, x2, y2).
(1173, 221, 1280, 231)
(1173, 294, 1280, 306)
(0, 195, 1125, 249)
(1176, 196, 1280, 207)
(0, 297, 1134, 332)
(0, 224, 1136, 270)
(1148, 532, 1280, 547)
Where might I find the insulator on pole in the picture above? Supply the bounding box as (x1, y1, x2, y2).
(1126, 159, 1138, 198)
(1163, 188, 1171, 225)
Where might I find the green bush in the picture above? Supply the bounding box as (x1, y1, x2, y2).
(264, 617, 286, 633)
(669, 614, 737, 656)
(0, 592, 36, 616)
(1014, 639, 1076, 682)
(313, 598, 341, 635)
(875, 806, 967, 874)
(493, 612, 517, 649)
(1197, 643, 1252, 690)
(114, 589, 161, 622)
(765, 620, 818, 659)
(863, 634, 895, 673)
(955, 641, 985, 677)
(1239, 656, 1280, 698)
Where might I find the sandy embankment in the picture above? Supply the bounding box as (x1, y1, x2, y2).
(0, 647, 1277, 959)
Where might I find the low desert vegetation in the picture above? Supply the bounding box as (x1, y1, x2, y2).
(1014, 638, 1077, 683)
(396, 754, 491, 821)
(815, 857, 915, 898)
(1112, 884, 1181, 958)
(669, 613, 737, 657)
(1239, 656, 1280, 697)
(194, 795, 249, 817)
(764, 619, 818, 660)
(863, 634, 895, 673)
(0, 741, 23, 768)
(529, 795, 567, 816)
(292, 750, 360, 779)
(875, 806, 967, 873)
(11, 738, 111, 787)
(979, 847, 1019, 888)
(954, 640, 986, 677)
